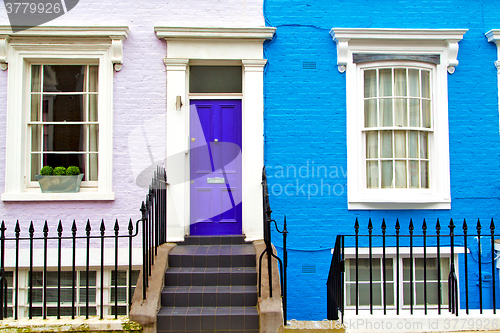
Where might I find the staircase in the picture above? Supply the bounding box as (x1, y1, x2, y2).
(157, 235, 259, 332)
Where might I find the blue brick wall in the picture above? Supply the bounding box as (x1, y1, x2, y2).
(263, 0, 500, 321)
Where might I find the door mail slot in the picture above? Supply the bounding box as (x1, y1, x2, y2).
(207, 177, 225, 184)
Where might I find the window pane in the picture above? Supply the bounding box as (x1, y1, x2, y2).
(79, 288, 96, 303)
(89, 94, 98, 122)
(358, 284, 371, 306)
(189, 66, 242, 93)
(43, 95, 84, 122)
(31, 95, 41, 121)
(403, 282, 411, 306)
(408, 131, 418, 158)
(379, 69, 392, 97)
(367, 161, 379, 188)
(31, 125, 42, 152)
(409, 160, 419, 188)
(394, 131, 406, 158)
(31, 154, 41, 181)
(421, 70, 430, 98)
(366, 132, 378, 158)
(43, 125, 84, 152)
(409, 99, 420, 127)
(395, 160, 407, 188)
(422, 100, 431, 128)
(419, 132, 428, 159)
(381, 131, 392, 158)
(394, 68, 407, 96)
(111, 287, 127, 303)
(43, 65, 85, 92)
(31, 65, 41, 92)
(379, 99, 393, 127)
(80, 271, 96, 286)
(408, 69, 420, 97)
(111, 271, 127, 286)
(385, 282, 395, 306)
(381, 161, 393, 188)
(89, 154, 98, 181)
(394, 98, 407, 127)
(89, 125, 99, 152)
(88, 65, 98, 93)
(364, 99, 377, 127)
(43, 153, 84, 174)
(364, 70, 377, 98)
(421, 161, 429, 188)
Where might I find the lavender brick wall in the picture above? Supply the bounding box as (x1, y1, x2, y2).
(0, 0, 265, 234)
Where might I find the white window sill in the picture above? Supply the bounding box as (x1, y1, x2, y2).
(1, 188, 115, 201)
(348, 201, 451, 210)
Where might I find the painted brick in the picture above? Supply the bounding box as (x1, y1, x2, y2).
(264, 0, 500, 321)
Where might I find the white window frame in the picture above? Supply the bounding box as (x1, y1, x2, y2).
(330, 28, 467, 210)
(339, 246, 463, 313)
(0, 26, 129, 201)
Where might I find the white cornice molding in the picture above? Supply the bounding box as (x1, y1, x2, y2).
(486, 30, 500, 74)
(0, 26, 129, 38)
(0, 26, 129, 71)
(0, 35, 9, 70)
(330, 28, 467, 73)
(155, 26, 275, 40)
(163, 58, 189, 71)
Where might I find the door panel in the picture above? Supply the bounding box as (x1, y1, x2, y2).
(190, 100, 242, 235)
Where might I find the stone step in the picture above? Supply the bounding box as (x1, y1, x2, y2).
(168, 244, 256, 268)
(178, 235, 248, 246)
(161, 285, 258, 307)
(165, 266, 257, 287)
(157, 306, 259, 332)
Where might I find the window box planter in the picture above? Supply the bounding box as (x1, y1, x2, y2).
(35, 174, 84, 193)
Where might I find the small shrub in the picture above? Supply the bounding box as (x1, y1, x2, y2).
(40, 166, 53, 175)
(66, 166, 80, 175)
(53, 166, 67, 176)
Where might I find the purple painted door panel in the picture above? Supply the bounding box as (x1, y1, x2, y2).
(190, 100, 242, 235)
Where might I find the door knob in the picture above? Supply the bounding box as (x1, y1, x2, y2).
(214, 139, 219, 142)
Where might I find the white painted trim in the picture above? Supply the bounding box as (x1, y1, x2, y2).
(158, 27, 274, 242)
(329, 28, 466, 210)
(485, 30, 500, 134)
(0, 26, 128, 201)
(155, 26, 275, 40)
(330, 28, 467, 74)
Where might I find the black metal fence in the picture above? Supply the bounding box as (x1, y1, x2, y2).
(0, 165, 167, 320)
(259, 166, 288, 326)
(140, 166, 167, 300)
(0, 218, 140, 320)
(328, 218, 500, 322)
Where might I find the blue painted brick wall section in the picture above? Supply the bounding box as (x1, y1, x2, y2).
(264, 0, 500, 321)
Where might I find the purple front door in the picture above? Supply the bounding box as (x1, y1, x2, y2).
(190, 100, 242, 235)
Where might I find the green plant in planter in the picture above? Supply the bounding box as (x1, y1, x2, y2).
(66, 166, 80, 175)
(40, 166, 54, 175)
(36, 165, 83, 193)
(53, 166, 66, 176)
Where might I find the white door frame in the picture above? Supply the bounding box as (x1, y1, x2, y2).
(155, 27, 275, 242)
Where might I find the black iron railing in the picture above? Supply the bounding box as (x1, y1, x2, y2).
(259, 166, 288, 326)
(0, 165, 167, 320)
(328, 218, 500, 321)
(140, 165, 167, 300)
(0, 218, 140, 320)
